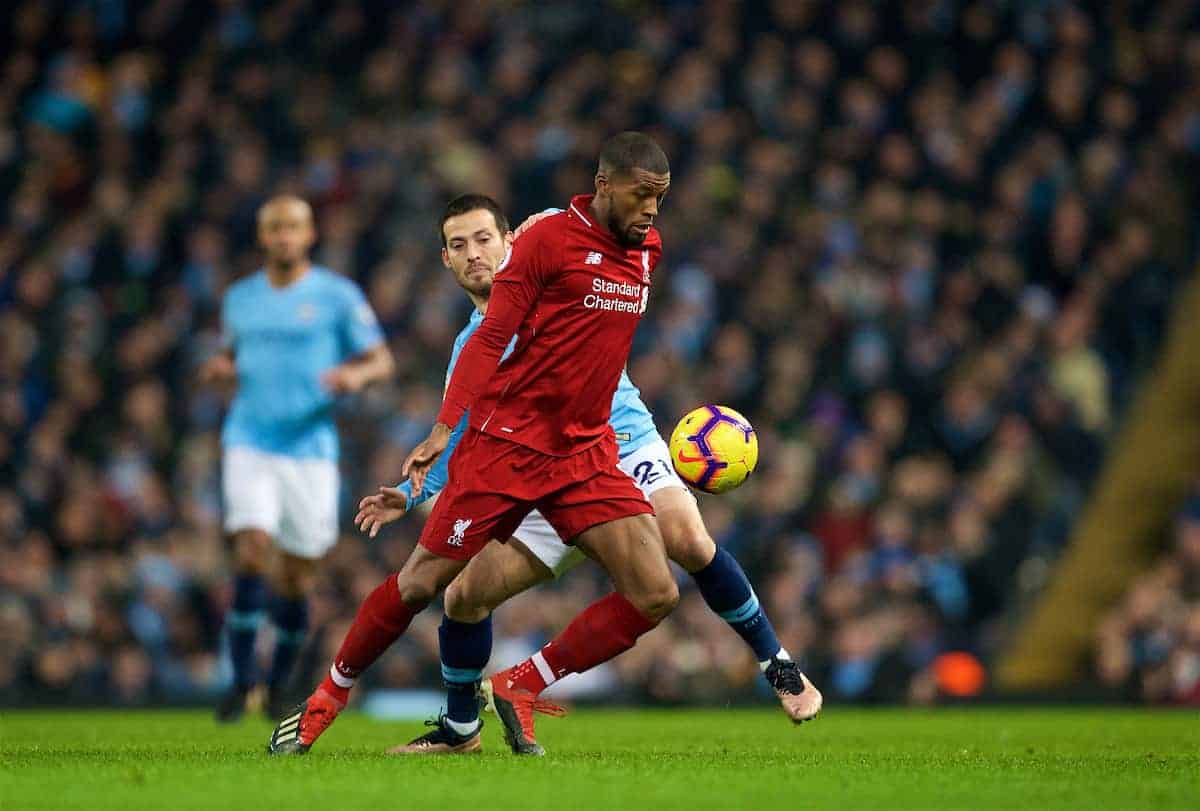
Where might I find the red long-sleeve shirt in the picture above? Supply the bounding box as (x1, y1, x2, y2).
(437, 195, 662, 457)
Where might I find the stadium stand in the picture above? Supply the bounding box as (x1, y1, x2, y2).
(1, 1, 1195, 706)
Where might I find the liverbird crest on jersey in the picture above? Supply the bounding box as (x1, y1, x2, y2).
(448, 518, 472, 547)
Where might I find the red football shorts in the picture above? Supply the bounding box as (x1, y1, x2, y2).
(417, 428, 653, 560)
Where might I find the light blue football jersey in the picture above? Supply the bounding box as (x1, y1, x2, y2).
(398, 308, 659, 508)
(221, 266, 384, 460)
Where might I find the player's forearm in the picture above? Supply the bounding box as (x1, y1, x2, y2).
(398, 412, 466, 507)
(345, 344, 395, 385)
(437, 282, 529, 425)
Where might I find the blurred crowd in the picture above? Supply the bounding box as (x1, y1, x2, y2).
(1096, 496, 1200, 705)
(2, 1, 1195, 707)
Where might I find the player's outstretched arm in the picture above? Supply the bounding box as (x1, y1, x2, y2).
(354, 487, 408, 538)
(354, 410, 469, 538)
(402, 422, 454, 494)
(198, 350, 237, 387)
(397, 412, 467, 506)
(322, 342, 395, 394)
(512, 208, 561, 239)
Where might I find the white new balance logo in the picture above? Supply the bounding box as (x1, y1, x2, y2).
(585, 251, 603, 265)
(448, 518, 472, 547)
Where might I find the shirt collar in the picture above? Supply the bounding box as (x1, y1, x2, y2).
(568, 195, 597, 230)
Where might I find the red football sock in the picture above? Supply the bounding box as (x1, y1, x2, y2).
(507, 593, 657, 694)
(317, 574, 425, 704)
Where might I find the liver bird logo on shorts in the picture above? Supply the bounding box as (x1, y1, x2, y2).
(448, 518, 472, 547)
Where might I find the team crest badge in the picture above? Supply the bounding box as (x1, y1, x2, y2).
(448, 518, 472, 547)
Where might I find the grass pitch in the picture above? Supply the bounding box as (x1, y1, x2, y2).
(1, 707, 1197, 810)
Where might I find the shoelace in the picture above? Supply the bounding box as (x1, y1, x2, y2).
(770, 661, 805, 695)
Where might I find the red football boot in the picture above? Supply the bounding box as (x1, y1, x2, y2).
(267, 688, 344, 754)
(481, 671, 566, 756)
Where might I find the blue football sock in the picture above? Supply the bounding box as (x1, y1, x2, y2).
(227, 574, 267, 689)
(267, 594, 309, 690)
(691, 548, 784, 664)
(440, 615, 492, 727)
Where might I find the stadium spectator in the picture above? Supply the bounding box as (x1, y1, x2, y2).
(1096, 497, 1200, 705)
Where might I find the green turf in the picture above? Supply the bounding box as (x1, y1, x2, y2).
(1, 707, 1197, 810)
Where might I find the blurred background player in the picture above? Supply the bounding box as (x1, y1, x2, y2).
(199, 196, 393, 721)
(353, 194, 820, 755)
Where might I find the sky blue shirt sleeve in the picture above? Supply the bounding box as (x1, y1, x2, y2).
(339, 279, 385, 356)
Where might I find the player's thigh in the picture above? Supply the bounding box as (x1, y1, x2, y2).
(511, 509, 587, 579)
(275, 455, 339, 560)
(618, 436, 684, 500)
(444, 538, 555, 622)
(573, 514, 677, 620)
(222, 446, 282, 539)
(619, 437, 713, 572)
(650, 486, 715, 573)
(231, 529, 274, 573)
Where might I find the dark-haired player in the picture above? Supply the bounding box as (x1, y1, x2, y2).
(269, 133, 814, 758)
(352, 193, 820, 754)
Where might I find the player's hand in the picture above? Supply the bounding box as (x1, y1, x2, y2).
(354, 486, 409, 539)
(321, 364, 365, 394)
(513, 209, 557, 239)
(199, 353, 236, 386)
(402, 423, 453, 494)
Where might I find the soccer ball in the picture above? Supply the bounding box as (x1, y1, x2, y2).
(668, 405, 759, 494)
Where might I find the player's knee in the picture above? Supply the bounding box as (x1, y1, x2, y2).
(274, 562, 314, 599)
(395, 572, 439, 608)
(662, 525, 716, 573)
(443, 579, 493, 624)
(232, 532, 270, 574)
(632, 580, 679, 623)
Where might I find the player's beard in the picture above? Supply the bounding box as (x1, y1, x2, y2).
(461, 268, 493, 298)
(608, 211, 645, 247)
(268, 247, 304, 270)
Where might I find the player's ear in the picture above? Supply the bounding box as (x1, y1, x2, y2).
(441, 247, 451, 268)
(595, 170, 609, 197)
(504, 230, 514, 250)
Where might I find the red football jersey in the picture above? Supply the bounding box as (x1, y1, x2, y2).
(437, 194, 662, 457)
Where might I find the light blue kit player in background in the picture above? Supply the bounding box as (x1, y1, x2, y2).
(354, 197, 819, 751)
(200, 196, 394, 723)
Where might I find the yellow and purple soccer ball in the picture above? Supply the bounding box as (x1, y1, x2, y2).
(668, 405, 759, 494)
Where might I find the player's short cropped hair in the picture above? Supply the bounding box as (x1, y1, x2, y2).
(440, 194, 510, 246)
(598, 131, 670, 177)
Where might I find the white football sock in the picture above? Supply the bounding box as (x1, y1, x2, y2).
(444, 717, 481, 736)
(759, 647, 792, 671)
